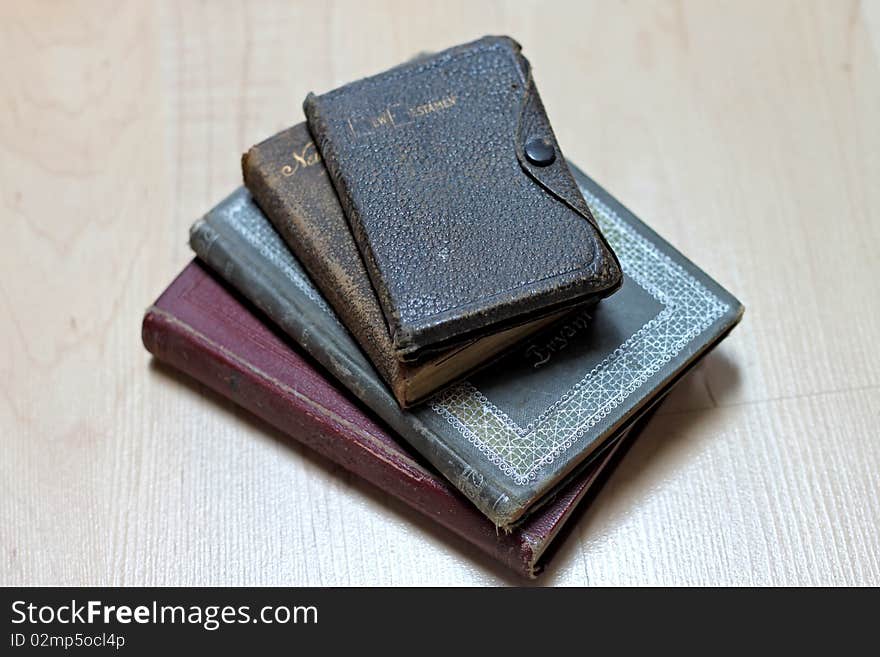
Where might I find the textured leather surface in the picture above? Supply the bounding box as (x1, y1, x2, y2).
(143, 261, 638, 577)
(304, 36, 622, 360)
(244, 123, 573, 407)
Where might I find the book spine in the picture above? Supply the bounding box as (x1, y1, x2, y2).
(142, 307, 366, 478)
(142, 302, 539, 577)
(242, 143, 408, 407)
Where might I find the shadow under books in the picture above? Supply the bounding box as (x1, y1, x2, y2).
(538, 348, 743, 582)
(149, 348, 741, 584)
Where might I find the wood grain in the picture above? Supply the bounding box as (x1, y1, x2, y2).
(1, 0, 878, 585)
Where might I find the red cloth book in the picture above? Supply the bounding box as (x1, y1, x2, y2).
(142, 261, 642, 577)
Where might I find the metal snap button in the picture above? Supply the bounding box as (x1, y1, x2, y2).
(524, 139, 555, 166)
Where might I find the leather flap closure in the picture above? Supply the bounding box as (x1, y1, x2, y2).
(511, 54, 597, 226)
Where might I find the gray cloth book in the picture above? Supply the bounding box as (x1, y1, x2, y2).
(190, 165, 743, 527)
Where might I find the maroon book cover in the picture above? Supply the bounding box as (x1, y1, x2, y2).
(142, 261, 638, 577)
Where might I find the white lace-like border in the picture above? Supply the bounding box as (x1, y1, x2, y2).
(429, 188, 729, 485)
(226, 193, 333, 315)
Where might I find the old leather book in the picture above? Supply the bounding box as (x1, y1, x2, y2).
(189, 165, 743, 527)
(303, 36, 622, 362)
(142, 260, 647, 577)
(243, 123, 566, 407)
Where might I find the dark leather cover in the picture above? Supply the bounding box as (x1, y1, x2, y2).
(243, 122, 564, 407)
(242, 122, 425, 405)
(303, 36, 622, 361)
(188, 169, 743, 527)
(142, 261, 639, 577)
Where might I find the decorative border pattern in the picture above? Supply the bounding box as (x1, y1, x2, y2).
(430, 188, 730, 485)
(226, 192, 334, 315)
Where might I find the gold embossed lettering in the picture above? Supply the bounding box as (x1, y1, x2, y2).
(407, 93, 457, 119)
(280, 141, 321, 176)
(347, 93, 458, 138)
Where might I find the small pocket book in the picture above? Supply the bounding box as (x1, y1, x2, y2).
(303, 36, 623, 362)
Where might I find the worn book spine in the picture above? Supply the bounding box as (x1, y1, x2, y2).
(241, 124, 408, 405)
(141, 261, 631, 577)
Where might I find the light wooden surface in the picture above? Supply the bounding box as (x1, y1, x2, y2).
(2, 0, 878, 586)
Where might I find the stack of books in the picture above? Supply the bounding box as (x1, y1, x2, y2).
(143, 36, 742, 577)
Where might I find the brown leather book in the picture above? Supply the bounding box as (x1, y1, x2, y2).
(243, 123, 565, 407)
(142, 261, 644, 577)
